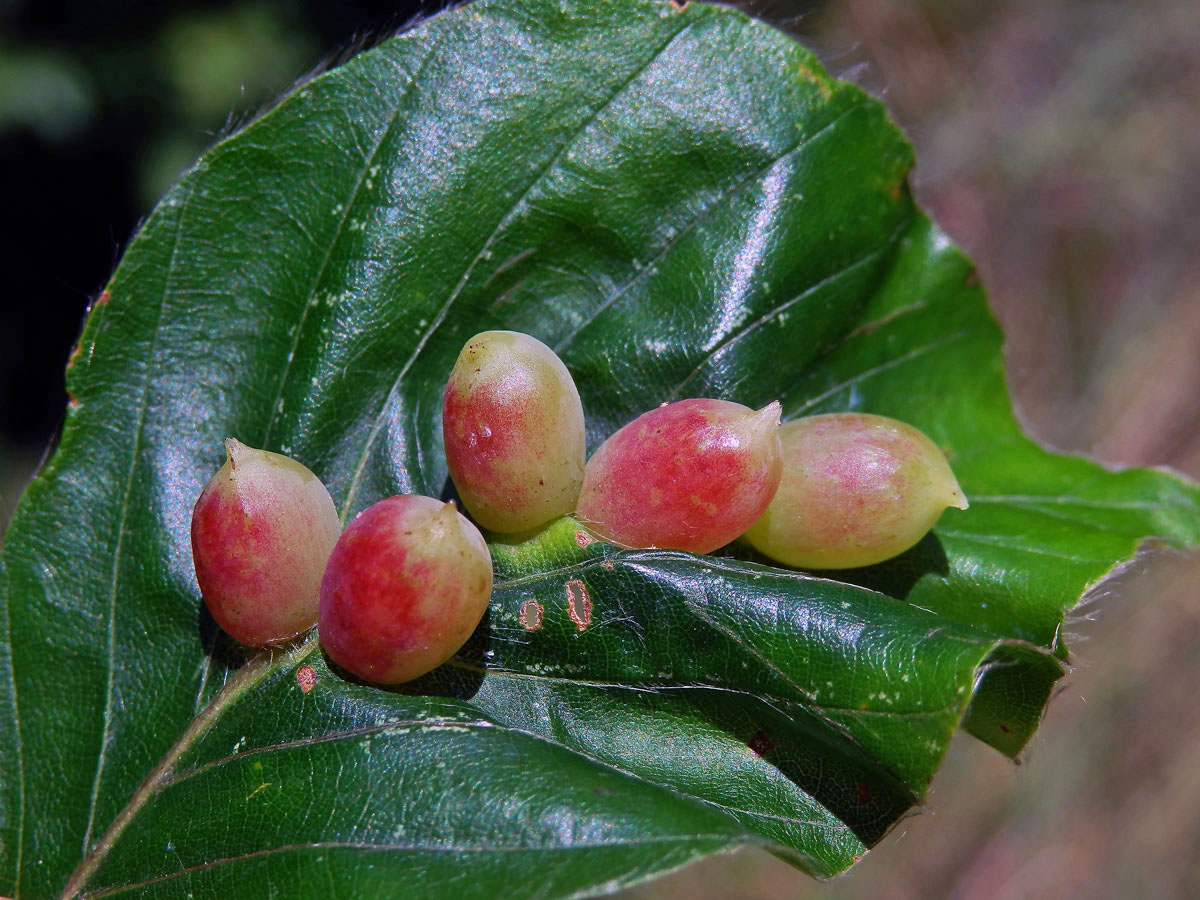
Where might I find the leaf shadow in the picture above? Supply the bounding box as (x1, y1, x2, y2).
(752, 733, 912, 847)
(690, 691, 917, 848)
(813, 531, 951, 601)
(439, 474, 561, 546)
(720, 530, 951, 603)
(320, 607, 492, 702)
(197, 601, 252, 670)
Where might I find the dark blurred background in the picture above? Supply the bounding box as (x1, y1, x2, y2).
(3, 1, 1199, 897)
(0, 0, 427, 498)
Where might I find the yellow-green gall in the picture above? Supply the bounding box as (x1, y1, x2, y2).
(743, 413, 967, 569)
(443, 330, 585, 533)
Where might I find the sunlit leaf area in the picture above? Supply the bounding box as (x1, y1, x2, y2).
(3, 1, 1199, 898)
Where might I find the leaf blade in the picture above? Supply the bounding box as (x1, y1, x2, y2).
(0, 1, 1196, 897)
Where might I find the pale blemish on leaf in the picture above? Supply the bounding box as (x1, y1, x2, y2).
(519, 598, 544, 631)
(797, 62, 832, 102)
(566, 579, 592, 631)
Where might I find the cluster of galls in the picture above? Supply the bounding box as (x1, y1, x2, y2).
(191, 331, 967, 685)
(190, 441, 492, 683)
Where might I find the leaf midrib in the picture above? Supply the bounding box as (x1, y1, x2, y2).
(60, 644, 308, 900)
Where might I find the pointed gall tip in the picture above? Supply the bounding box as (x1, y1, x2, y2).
(437, 499, 461, 527)
(747, 400, 782, 441)
(224, 437, 248, 470)
(946, 476, 969, 510)
(758, 400, 782, 426)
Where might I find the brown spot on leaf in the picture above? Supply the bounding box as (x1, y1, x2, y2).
(95, 289, 111, 306)
(574, 529, 595, 548)
(668, 0, 689, 10)
(519, 598, 544, 631)
(999, 723, 1012, 734)
(566, 579, 591, 631)
(296, 666, 317, 693)
(856, 782, 873, 807)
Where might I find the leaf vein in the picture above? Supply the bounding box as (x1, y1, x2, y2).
(79, 835, 740, 899)
(81, 179, 197, 860)
(259, 48, 432, 450)
(789, 327, 976, 418)
(161, 717, 495, 789)
(190, 35, 441, 715)
(665, 241, 893, 401)
(161, 709, 844, 844)
(60, 643, 313, 899)
(969, 494, 1164, 511)
(937, 528, 1112, 564)
(338, 18, 698, 517)
(488, 719, 846, 835)
(553, 102, 864, 355)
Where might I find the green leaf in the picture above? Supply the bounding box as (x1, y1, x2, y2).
(2, 0, 1197, 897)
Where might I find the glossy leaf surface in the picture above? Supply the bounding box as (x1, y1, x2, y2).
(2, 1, 1198, 897)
